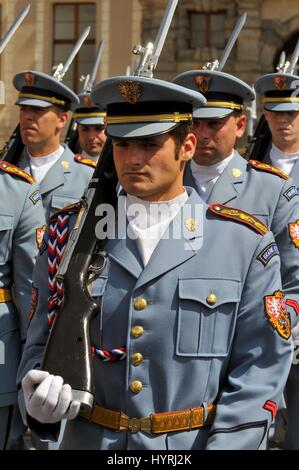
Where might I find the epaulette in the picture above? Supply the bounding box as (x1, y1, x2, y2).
(249, 160, 289, 180)
(0, 160, 35, 184)
(209, 203, 269, 236)
(49, 201, 82, 223)
(74, 154, 96, 169)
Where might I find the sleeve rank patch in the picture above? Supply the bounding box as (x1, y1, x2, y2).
(36, 225, 46, 250)
(208, 203, 269, 235)
(264, 290, 291, 340)
(28, 285, 38, 327)
(289, 221, 299, 248)
(29, 189, 42, 205)
(283, 186, 298, 201)
(257, 242, 279, 266)
(74, 154, 97, 169)
(0, 160, 35, 184)
(249, 160, 289, 180)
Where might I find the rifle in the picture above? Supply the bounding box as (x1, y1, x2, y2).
(246, 97, 257, 143)
(0, 26, 91, 164)
(202, 13, 247, 71)
(65, 39, 105, 154)
(0, 4, 31, 152)
(245, 42, 299, 161)
(41, 0, 179, 411)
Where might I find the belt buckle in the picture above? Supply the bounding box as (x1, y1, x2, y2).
(129, 416, 152, 434)
(119, 412, 152, 434)
(128, 417, 141, 433)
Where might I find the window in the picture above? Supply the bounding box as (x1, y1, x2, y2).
(189, 12, 225, 49)
(53, 3, 96, 92)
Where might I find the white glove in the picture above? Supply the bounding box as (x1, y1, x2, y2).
(22, 370, 81, 424)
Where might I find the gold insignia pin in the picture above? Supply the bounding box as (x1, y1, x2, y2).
(194, 74, 212, 93)
(83, 95, 93, 108)
(232, 168, 242, 178)
(273, 76, 287, 91)
(61, 161, 70, 170)
(118, 81, 142, 104)
(24, 72, 36, 87)
(185, 218, 198, 232)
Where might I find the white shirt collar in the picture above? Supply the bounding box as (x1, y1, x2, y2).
(190, 151, 234, 181)
(125, 190, 188, 266)
(28, 145, 64, 166)
(270, 143, 299, 175)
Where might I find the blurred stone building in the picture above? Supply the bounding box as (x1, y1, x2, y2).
(0, 0, 298, 143)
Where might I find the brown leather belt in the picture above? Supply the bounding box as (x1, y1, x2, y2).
(0, 288, 12, 303)
(79, 403, 216, 435)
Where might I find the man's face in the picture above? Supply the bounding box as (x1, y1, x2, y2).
(19, 105, 68, 152)
(112, 131, 196, 201)
(264, 110, 299, 152)
(192, 114, 246, 166)
(78, 124, 107, 157)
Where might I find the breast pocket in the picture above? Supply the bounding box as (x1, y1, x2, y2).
(51, 195, 79, 212)
(0, 213, 14, 265)
(176, 278, 241, 357)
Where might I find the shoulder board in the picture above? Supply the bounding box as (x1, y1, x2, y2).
(49, 201, 82, 223)
(0, 160, 35, 184)
(74, 154, 96, 169)
(208, 203, 269, 236)
(249, 159, 289, 180)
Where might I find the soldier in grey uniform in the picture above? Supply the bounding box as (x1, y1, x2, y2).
(0, 161, 45, 449)
(13, 71, 96, 222)
(254, 72, 299, 182)
(17, 75, 292, 450)
(173, 70, 299, 328)
(254, 72, 299, 449)
(73, 93, 106, 162)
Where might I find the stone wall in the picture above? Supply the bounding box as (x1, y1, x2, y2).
(140, 0, 299, 85)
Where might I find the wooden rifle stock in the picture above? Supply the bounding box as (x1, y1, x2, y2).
(0, 124, 24, 164)
(245, 114, 271, 162)
(41, 139, 118, 409)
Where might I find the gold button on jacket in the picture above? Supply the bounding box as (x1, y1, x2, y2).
(134, 298, 148, 310)
(131, 353, 143, 366)
(207, 294, 217, 305)
(130, 380, 143, 393)
(131, 326, 144, 338)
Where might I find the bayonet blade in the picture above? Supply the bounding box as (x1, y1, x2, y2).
(88, 39, 105, 92)
(55, 26, 91, 81)
(218, 12, 247, 71)
(276, 50, 286, 71)
(288, 38, 299, 74)
(151, 0, 179, 68)
(0, 4, 31, 55)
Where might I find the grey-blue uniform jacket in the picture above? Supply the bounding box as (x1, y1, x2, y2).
(18, 144, 95, 221)
(0, 163, 45, 407)
(17, 187, 292, 450)
(185, 151, 299, 324)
